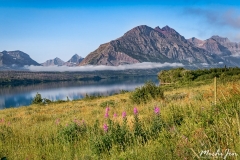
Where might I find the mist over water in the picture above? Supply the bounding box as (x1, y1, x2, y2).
(24, 62, 184, 72)
(0, 76, 158, 109)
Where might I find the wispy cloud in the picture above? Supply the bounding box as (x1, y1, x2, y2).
(184, 8, 240, 29)
(24, 62, 184, 72)
(230, 33, 240, 42)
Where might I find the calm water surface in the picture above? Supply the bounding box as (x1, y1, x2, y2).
(0, 76, 158, 109)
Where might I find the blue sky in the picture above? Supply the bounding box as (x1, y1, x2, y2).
(1, 0, 240, 63)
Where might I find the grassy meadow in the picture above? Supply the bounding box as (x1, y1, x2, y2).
(1, 69, 240, 159)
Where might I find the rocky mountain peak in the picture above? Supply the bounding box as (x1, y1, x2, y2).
(65, 54, 84, 66)
(211, 35, 230, 43)
(124, 25, 154, 36)
(155, 25, 185, 41)
(154, 26, 161, 31)
(54, 57, 62, 61)
(161, 25, 179, 35)
(41, 57, 65, 66)
(154, 25, 176, 34)
(71, 54, 83, 60)
(162, 25, 174, 31)
(72, 54, 79, 57)
(0, 50, 40, 67)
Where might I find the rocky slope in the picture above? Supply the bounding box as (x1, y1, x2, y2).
(0, 50, 40, 67)
(80, 25, 225, 66)
(188, 35, 240, 66)
(188, 37, 231, 56)
(211, 35, 240, 56)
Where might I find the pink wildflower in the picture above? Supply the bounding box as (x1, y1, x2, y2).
(105, 112, 109, 118)
(154, 107, 160, 114)
(113, 113, 117, 118)
(103, 123, 108, 132)
(105, 107, 110, 118)
(133, 107, 138, 115)
(106, 107, 110, 112)
(122, 111, 127, 118)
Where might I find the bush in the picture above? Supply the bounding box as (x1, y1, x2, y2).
(130, 81, 164, 104)
(43, 98, 52, 104)
(32, 93, 52, 104)
(58, 121, 87, 143)
(32, 92, 43, 104)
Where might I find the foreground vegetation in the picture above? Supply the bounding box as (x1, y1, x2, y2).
(1, 68, 240, 159)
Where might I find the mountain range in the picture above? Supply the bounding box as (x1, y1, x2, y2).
(80, 25, 240, 67)
(1, 25, 240, 69)
(41, 54, 84, 66)
(0, 51, 83, 68)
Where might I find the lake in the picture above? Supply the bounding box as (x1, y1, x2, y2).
(0, 76, 159, 109)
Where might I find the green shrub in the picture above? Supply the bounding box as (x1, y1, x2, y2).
(58, 121, 87, 143)
(32, 93, 52, 104)
(32, 92, 43, 104)
(43, 98, 52, 104)
(99, 100, 115, 108)
(130, 81, 164, 104)
(55, 99, 66, 103)
(84, 93, 103, 100)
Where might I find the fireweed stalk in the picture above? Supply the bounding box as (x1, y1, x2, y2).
(134, 107, 138, 115)
(133, 107, 147, 144)
(103, 123, 108, 132)
(151, 106, 163, 136)
(105, 107, 110, 118)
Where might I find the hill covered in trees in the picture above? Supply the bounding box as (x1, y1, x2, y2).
(158, 67, 240, 86)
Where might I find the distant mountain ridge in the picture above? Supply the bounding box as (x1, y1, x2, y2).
(0, 51, 84, 68)
(80, 25, 240, 67)
(188, 35, 240, 66)
(64, 54, 84, 66)
(210, 35, 240, 56)
(41, 54, 84, 66)
(0, 50, 40, 67)
(41, 57, 65, 66)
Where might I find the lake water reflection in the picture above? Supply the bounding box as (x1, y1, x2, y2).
(0, 76, 158, 109)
